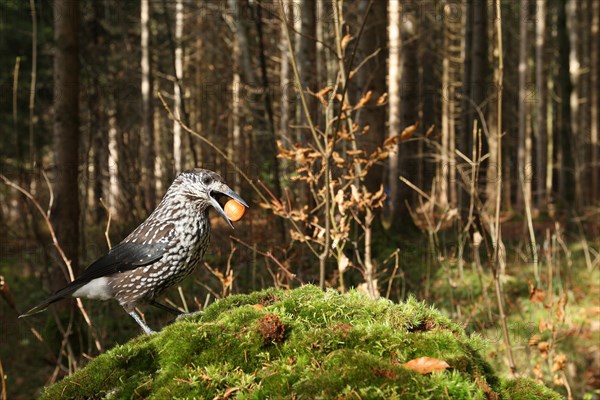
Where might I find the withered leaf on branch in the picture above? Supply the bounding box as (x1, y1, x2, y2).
(346, 149, 364, 156)
(402, 357, 450, 374)
(376, 93, 388, 106)
(341, 34, 353, 50)
(400, 121, 419, 142)
(354, 90, 372, 110)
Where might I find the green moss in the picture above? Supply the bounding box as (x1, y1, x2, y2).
(40, 286, 559, 399)
(501, 378, 563, 400)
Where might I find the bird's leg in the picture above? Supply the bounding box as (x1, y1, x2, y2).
(128, 310, 156, 335)
(149, 300, 183, 316)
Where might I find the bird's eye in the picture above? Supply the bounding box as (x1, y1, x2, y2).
(201, 175, 212, 186)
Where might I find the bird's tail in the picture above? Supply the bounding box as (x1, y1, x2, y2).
(19, 283, 83, 318)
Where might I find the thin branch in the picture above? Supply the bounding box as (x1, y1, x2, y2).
(0, 174, 102, 353)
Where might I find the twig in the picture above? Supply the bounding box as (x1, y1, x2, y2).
(0, 174, 102, 353)
(99, 198, 112, 249)
(0, 359, 5, 400)
(493, 0, 517, 375)
(230, 236, 302, 284)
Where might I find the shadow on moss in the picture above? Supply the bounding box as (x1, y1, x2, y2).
(40, 285, 561, 399)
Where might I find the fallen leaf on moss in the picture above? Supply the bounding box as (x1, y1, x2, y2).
(402, 357, 450, 374)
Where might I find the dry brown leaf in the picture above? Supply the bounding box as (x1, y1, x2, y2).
(528, 280, 546, 304)
(376, 93, 388, 106)
(400, 121, 419, 142)
(552, 354, 567, 372)
(354, 90, 372, 109)
(316, 86, 333, 98)
(402, 356, 450, 374)
(528, 334, 541, 348)
(346, 149, 364, 156)
(341, 34, 353, 50)
(556, 293, 568, 322)
(538, 341, 550, 359)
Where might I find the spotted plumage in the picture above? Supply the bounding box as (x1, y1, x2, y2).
(20, 169, 248, 334)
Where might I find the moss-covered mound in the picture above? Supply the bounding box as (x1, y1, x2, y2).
(41, 286, 560, 399)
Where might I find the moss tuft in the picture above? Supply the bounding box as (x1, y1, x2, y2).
(40, 285, 560, 399)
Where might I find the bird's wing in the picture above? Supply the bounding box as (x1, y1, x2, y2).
(73, 241, 168, 283)
(75, 220, 175, 283)
(20, 223, 174, 317)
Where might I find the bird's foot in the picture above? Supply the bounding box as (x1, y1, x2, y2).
(175, 310, 203, 321)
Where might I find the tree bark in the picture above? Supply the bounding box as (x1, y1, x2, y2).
(517, 0, 528, 210)
(557, 0, 575, 205)
(398, 4, 419, 214)
(52, 0, 80, 276)
(357, 0, 387, 194)
(299, 0, 317, 134)
(536, 0, 548, 210)
(387, 0, 400, 220)
(141, 0, 156, 211)
(173, 0, 184, 174)
(591, 0, 599, 203)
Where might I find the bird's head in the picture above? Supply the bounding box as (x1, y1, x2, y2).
(174, 168, 248, 229)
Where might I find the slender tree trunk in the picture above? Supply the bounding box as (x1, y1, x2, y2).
(228, 0, 241, 193)
(52, 0, 80, 276)
(567, 0, 581, 209)
(108, 101, 119, 217)
(280, 0, 290, 140)
(299, 0, 317, 134)
(141, 0, 155, 211)
(399, 4, 419, 214)
(462, 0, 473, 146)
(536, 0, 548, 210)
(517, 0, 529, 210)
(557, 0, 574, 205)
(357, 0, 387, 194)
(173, 0, 183, 174)
(471, 0, 488, 202)
(387, 0, 400, 220)
(591, 0, 599, 202)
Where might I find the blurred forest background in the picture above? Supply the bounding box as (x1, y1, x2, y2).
(0, 0, 598, 398)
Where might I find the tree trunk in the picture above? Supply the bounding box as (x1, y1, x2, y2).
(471, 0, 488, 202)
(141, 0, 156, 211)
(557, 0, 575, 205)
(536, 0, 548, 210)
(173, 0, 184, 174)
(387, 0, 400, 220)
(357, 0, 387, 194)
(517, 0, 528, 211)
(52, 0, 80, 277)
(591, 0, 599, 203)
(567, 0, 581, 209)
(299, 0, 317, 134)
(398, 4, 419, 215)
(228, 0, 242, 193)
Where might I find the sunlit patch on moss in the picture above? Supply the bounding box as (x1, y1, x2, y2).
(40, 285, 560, 399)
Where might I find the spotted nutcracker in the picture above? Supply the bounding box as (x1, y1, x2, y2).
(20, 169, 247, 334)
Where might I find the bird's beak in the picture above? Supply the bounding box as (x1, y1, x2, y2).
(209, 186, 248, 229)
